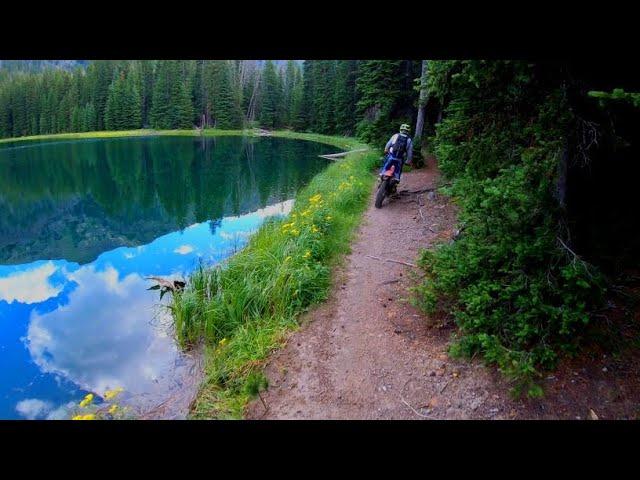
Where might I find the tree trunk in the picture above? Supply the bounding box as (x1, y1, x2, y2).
(414, 60, 429, 144)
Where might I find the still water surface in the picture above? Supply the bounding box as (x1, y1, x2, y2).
(0, 135, 334, 419)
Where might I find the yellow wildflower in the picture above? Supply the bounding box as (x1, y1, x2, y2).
(281, 221, 295, 232)
(311, 225, 319, 234)
(303, 250, 311, 259)
(72, 413, 96, 420)
(103, 387, 124, 400)
(284, 256, 292, 262)
(108, 404, 119, 415)
(326, 215, 332, 221)
(79, 393, 94, 408)
(219, 337, 228, 346)
(291, 228, 300, 236)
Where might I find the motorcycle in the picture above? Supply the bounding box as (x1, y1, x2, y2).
(374, 156, 403, 209)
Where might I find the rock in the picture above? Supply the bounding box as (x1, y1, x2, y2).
(602, 367, 608, 372)
(470, 398, 483, 411)
(588, 409, 599, 420)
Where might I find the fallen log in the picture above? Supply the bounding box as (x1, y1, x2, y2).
(318, 148, 369, 160)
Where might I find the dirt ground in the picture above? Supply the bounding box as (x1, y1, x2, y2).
(245, 161, 640, 420)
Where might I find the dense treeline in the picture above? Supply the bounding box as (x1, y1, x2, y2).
(417, 60, 640, 393)
(0, 60, 419, 143)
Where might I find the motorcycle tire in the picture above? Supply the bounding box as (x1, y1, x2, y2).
(375, 178, 388, 208)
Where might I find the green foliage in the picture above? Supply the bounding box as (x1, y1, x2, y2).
(355, 60, 418, 144)
(150, 60, 194, 129)
(415, 60, 606, 393)
(259, 60, 284, 129)
(334, 60, 359, 136)
(208, 61, 243, 129)
(588, 88, 640, 108)
(104, 69, 142, 130)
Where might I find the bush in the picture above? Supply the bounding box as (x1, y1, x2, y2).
(415, 61, 606, 394)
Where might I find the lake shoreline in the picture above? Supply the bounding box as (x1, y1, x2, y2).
(0, 128, 360, 152)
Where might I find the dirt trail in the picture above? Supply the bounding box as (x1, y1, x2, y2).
(246, 162, 640, 420)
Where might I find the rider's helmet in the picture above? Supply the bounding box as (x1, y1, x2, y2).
(400, 123, 410, 134)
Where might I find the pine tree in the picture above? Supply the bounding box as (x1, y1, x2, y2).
(149, 61, 194, 129)
(334, 60, 359, 136)
(355, 60, 416, 143)
(209, 61, 242, 129)
(297, 60, 316, 130)
(282, 60, 298, 127)
(290, 64, 304, 131)
(89, 61, 116, 130)
(313, 60, 337, 134)
(71, 106, 81, 132)
(259, 60, 284, 129)
(84, 102, 97, 132)
(150, 61, 172, 129)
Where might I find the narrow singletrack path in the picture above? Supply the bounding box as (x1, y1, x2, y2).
(246, 163, 640, 420)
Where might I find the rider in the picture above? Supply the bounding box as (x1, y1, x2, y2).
(381, 123, 413, 181)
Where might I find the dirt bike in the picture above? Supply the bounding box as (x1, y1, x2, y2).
(375, 157, 403, 209)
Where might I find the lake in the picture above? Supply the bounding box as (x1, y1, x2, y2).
(0, 135, 335, 419)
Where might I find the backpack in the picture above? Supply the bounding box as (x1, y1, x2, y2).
(390, 134, 410, 160)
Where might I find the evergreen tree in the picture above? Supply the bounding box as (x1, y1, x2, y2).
(105, 69, 143, 130)
(297, 60, 316, 131)
(259, 60, 284, 129)
(282, 60, 298, 127)
(312, 60, 337, 134)
(84, 102, 97, 131)
(150, 61, 172, 129)
(355, 60, 416, 143)
(334, 60, 359, 136)
(88, 61, 116, 130)
(150, 61, 193, 129)
(290, 64, 305, 131)
(213, 61, 243, 129)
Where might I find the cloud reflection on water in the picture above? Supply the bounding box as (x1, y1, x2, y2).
(0, 261, 64, 305)
(5, 200, 293, 419)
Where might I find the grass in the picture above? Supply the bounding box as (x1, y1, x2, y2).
(168, 139, 378, 419)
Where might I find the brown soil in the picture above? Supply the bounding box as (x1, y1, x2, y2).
(245, 161, 640, 420)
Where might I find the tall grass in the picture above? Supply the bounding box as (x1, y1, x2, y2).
(169, 145, 379, 418)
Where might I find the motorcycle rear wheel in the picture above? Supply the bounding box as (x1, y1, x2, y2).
(375, 178, 388, 208)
